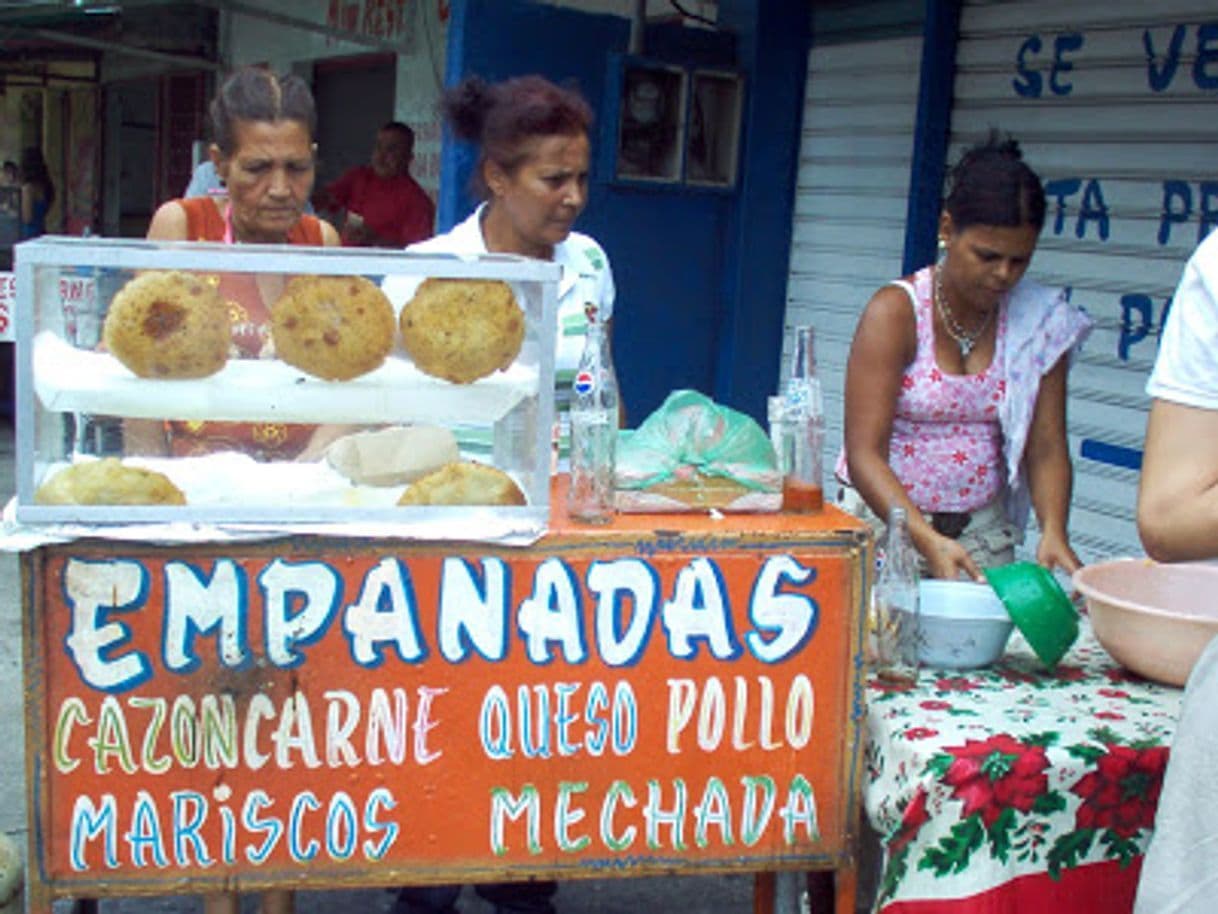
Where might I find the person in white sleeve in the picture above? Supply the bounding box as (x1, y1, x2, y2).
(391, 72, 616, 914)
(1134, 228, 1218, 914)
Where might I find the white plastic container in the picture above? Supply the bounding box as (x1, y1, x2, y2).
(911, 579, 1014, 669)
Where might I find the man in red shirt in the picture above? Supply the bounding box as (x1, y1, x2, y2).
(319, 121, 435, 247)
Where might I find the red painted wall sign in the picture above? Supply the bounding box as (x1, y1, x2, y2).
(30, 531, 863, 889)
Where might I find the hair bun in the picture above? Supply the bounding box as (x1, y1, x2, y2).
(443, 76, 494, 143)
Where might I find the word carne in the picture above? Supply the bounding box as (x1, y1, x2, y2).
(62, 554, 821, 694)
(53, 687, 446, 776)
(69, 786, 399, 871)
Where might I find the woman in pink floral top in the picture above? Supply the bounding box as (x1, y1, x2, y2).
(838, 135, 1093, 580)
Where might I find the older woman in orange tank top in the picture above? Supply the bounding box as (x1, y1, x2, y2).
(128, 66, 342, 914)
(125, 66, 341, 462)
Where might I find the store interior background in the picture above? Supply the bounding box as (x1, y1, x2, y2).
(0, 0, 826, 431)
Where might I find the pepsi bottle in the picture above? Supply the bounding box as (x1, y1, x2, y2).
(567, 318, 618, 523)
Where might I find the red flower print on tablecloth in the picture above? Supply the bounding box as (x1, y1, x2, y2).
(1053, 664, 1087, 683)
(1094, 711, 1125, 721)
(870, 676, 918, 696)
(935, 676, 979, 692)
(920, 699, 952, 711)
(942, 734, 1050, 827)
(1071, 743, 1169, 838)
(1048, 741, 1170, 876)
(891, 787, 931, 853)
(916, 734, 1061, 880)
(1098, 688, 1130, 700)
(999, 666, 1040, 685)
(905, 726, 939, 741)
(879, 786, 933, 904)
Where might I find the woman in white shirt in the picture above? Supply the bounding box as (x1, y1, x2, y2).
(407, 75, 616, 461)
(393, 73, 614, 914)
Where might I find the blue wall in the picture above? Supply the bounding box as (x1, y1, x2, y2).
(443, 0, 808, 426)
(903, 0, 961, 275)
(717, 0, 810, 422)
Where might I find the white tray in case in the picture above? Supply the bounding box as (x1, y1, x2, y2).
(33, 332, 537, 425)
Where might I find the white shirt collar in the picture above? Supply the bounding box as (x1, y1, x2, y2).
(454, 203, 581, 300)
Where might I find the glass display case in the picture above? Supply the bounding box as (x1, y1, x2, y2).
(13, 236, 558, 529)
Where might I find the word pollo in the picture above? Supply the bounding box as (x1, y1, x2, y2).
(61, 554, 821, 694)
(666, 674, 815, 753)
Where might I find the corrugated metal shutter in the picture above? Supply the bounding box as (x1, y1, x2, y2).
(952, 0, 1218, 562)
(783, 34, 924, 484)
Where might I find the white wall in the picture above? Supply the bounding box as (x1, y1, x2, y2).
(783, 36, 924, 487)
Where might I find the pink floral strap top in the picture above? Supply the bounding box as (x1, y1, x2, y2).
(838, 267, 1007, 513)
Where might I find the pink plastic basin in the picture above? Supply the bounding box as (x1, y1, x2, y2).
(1073, 557, 1218, 687)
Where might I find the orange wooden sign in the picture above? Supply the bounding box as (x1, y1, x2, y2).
(24, 516, 868, 894)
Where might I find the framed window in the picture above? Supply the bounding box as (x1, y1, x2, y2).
(685, 69, 743, 188)
(603, 56, 744, 190)
(614, 61, 687, 183)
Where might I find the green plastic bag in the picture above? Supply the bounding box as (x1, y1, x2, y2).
(615, 389, 780, 494)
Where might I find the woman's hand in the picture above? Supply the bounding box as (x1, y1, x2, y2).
(1025, 356, 1083, 572)
(1036, 527, 1081, 574)
(920, 531, 985, 582)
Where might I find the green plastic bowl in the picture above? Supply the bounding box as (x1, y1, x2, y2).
(984, 562, 1079, 669)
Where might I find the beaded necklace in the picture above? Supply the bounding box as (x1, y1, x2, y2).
(934, 265, 994, 358)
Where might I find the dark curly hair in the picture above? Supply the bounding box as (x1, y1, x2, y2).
(944, 131, 1045, 231)
(209, 66, 317, 155)
(442, 74, 593, 199)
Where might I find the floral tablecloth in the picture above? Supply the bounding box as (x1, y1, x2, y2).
(864, 618, 1183, 913)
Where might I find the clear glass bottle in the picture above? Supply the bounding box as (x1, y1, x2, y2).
(871, 506, 921, 681)
(778, 325, 825, 511)
(567, 319, 619, 524)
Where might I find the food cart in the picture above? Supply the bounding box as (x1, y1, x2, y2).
(10, 237, 870, 914)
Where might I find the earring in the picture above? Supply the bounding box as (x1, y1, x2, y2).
(936, 237, 948, 267)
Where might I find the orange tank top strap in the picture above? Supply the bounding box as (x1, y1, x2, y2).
(289, 214, 324, 246)
(178, 197, 227, 242)
(177, 197, 322, 246)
